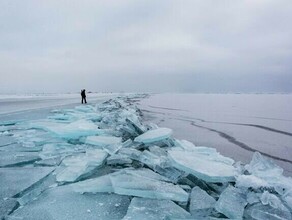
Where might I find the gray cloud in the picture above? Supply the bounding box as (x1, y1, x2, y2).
(0, 0, 291, 93)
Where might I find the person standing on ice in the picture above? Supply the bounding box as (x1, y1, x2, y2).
(81, 89, 87, 104)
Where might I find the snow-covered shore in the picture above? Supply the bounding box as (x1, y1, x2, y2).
(0, 93, 119, 115)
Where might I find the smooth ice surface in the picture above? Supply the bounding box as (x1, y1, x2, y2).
(139, 94, 292, 175)
(123, 197, 191, 220)
(189, 186, 216, 217)
(0, 198, 19, 219)
(168, 148, 237, 182)
(0, 143, 43, 152)
(10, 186, 131, 220)
(17, 173, 56, 206)
(56, 149, 108, 182)
(0, 167, 54, 199)
(215, 186, 247, 219)
(0, 151, 40, 167)
(0, 135, 16, 147)
(110, 168, 189, 202)
(134, 127, 173, 144)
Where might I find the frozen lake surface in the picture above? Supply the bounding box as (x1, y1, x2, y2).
(139, 93, 292, 176)
(0, 93, 291, 219)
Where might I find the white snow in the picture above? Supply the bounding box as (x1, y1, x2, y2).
(0, 93, 118, 115)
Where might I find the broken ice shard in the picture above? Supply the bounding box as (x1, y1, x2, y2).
(236, 152, 292, 197)
(245, 202, 291, 220)
(148, 145, 168, 156)
(236, 175, 270, 189)
(118, 148, 141, 160)
(215, 186, 247, 219)
(189, 186, 216, 217)
(56, 149, 108, 183)
(168, 148, 237, 182)
(137, 149, 184, 182)
(123, 168, 170, 182)
(106, 154, 132, 165)
(125, 118, 146, 134)
(174, 139, 197, 151)
(39, 142, 83, 159)
(72, 174, 114, 194)
(31, 119, 100, 139)
(122, 197, 191, 220)
(283, 190, 292, 210)
(154, 166, 186, 183)
(73, 168, 173, 195)
(138, 150, 166, 168)
(260, 191, 284, 209)
(246, 191, 260, 205)
(35, 156, 62, 166)
(85, 136, 122, 148)
(110, 168, 189, 202)
(134, 127, 173, 144)
(245, 152, 283, 179)
(81, 112, 102, 122)
(51, 120, 101, 139)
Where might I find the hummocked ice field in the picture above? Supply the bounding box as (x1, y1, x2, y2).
(0, 93, 291, 219)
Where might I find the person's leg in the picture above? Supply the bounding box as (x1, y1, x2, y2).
(85, 97, 87, 104)
(82, 97, 84, 104)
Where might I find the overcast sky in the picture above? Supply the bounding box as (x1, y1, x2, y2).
(0, 0, 291, 93)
